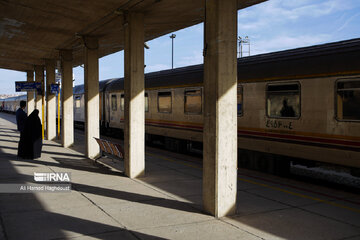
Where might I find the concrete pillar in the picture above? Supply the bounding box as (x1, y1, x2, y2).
(203, 0, 238, 217)
(45, 59, 56, 140)
(124, 12, 145, 178)
(34, 65, 44, 121)
(83, 36, 100, 159)
(60, 50, 74, 148)
(26, 71, 34, 116)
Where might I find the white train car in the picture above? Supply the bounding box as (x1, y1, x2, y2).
(100, 38, 360, 175)
(0, 95, 27, 113)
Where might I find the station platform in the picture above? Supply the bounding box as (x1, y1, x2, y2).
(0, 112, 359, 240)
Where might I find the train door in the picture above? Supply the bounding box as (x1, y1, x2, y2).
(106, 93, 110, 127)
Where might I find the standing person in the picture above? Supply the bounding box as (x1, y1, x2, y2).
(16, 101, 27, 132)
(18, 109, 42, 159)
(280, 99, 295, 117)
(17, 101, 27, 158)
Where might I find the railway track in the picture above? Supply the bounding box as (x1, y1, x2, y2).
(75, 126, 360, 194)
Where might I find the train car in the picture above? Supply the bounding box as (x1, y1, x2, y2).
(72, 79, 115, 129)
(0, 95, 27, 113)
(99, 38, 360, 175)
(104, 65, 203, 144)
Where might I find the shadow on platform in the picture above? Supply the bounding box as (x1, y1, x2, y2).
(1, 112, 359, 240)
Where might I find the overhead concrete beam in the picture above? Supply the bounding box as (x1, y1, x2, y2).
(0, 0, 265, 71)
(0, 56, 45, 67)
(203, 0, 238, 218)
(0, 60, 33, 72)
(83, 36, 100, 159)
(124, 12, 145, 178)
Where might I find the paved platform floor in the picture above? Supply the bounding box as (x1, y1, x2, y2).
(0, 112, 360, 240)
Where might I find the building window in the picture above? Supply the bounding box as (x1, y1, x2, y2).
(75, 96, 81, 108)
(158, 91, 172, 113)
(238, 85, 243, 116)
(145, 93, 149, 112)
(336, 79, 360, 121)
(266, 83, 300, 118)
(111, 94, 117, 111)
(184, 89, 202, 114)
(120, 94, 124, 111)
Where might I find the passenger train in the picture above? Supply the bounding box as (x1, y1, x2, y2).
(1, 94, 27, 113)
(2, 38, 360, 176)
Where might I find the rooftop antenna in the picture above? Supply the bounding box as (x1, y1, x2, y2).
(238, 36, 250, 58)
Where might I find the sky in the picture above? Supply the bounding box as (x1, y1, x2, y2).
(1, 0, 360, 94)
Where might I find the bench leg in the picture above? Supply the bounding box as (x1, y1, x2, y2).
(93, 152, 104, 163)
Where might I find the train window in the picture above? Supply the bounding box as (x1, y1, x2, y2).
(238, 85, 243, 116)
(145, 93, 149, 112)
(158, 91, 172, 113)
(266, 83, 300, 118)
(111, 94, 117, 111)
(75, 96, 81, 108)
(120, 94, 124, 111)
(184, 89, 202, 114)
(336, 80, 360, 121)
(120, 93, 149, 112)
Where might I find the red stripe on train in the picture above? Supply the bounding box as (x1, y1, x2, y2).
(122, 119, 360, 148)
(238, 130, 360, 148)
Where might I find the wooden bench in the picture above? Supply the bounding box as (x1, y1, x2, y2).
(94, 138, 124, 161)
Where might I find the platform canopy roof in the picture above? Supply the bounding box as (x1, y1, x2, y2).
(0, 0, 266, 72)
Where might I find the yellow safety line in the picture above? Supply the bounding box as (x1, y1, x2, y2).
(58, 92, 60, 140)
(42, 95, 45, 140)
(146, 152, 202, 170)
(238, 177, 360, 214)
(146, 152, 360, 214)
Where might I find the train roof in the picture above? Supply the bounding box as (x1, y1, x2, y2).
(58, 37, 360, 94)
(104, 37, 360, 91)
(1, 38, 359, 101)
(73, 79, 116, 95)
(105, 64, 204, 92)
(237, 37, 360, 65)
(1, 95, 26, 101)
(236, 37, 360, 82)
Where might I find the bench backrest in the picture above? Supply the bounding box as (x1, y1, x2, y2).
(94, 137, 124, 159)
(103, 140, 113, 155)
(94, 138, 106, 152)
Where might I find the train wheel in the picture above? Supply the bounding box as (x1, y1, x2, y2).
(274, 156, 290, 177)
(238, 149, 252, 169)
(350, 168, 360, 177)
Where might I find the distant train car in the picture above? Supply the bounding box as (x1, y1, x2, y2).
(0, 95, 27, 113)
(99, 38, 360, 175)
(72, 79, 116, 129)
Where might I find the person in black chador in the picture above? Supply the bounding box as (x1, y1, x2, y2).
(18, 109, 42, 159)
(280, 99, 295, 117)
